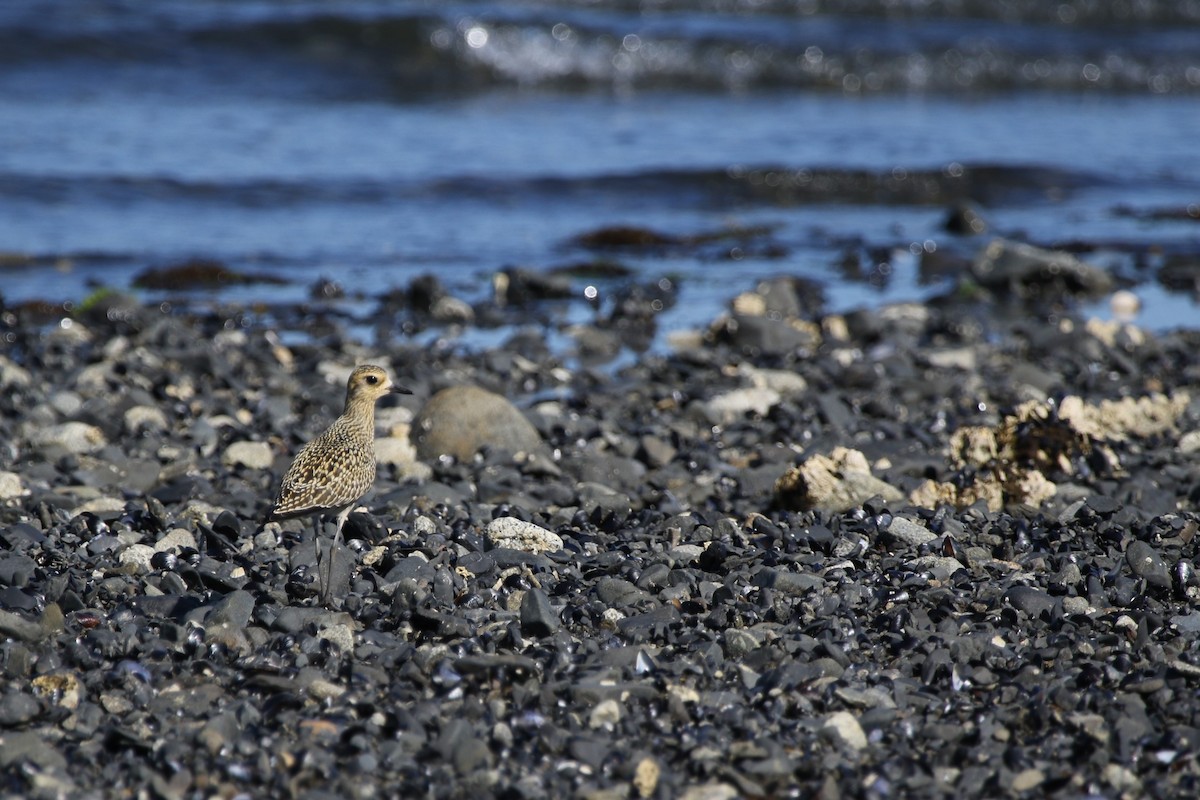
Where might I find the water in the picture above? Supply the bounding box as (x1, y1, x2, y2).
(2, 0, 1198, 339)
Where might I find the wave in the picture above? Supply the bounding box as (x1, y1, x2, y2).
(1, 1, 1197, 95)
(0, 163, 1112, 212)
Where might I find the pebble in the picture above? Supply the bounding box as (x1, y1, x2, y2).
(520, 587, 560, 637)
(486, 517, 564, 554)
(155, 528, 198, 552)
(1010, 768, 1045, 792)
(124, 405, 170, 434)
(1005, 585, 1057, 618)
(117, 544, 156, 573)
(0, 274, 1197, 799)
(633, 757, 660, 798)
(821, 711, 868, 751)
(703, 386, 781, 423)
(886, 517, 938, 548)
(1126, 539, 1172, 590)
(0, 471, 27, 500)
(28, 422, 106, 456)
(588, 699, 622, 730)
(775, 448, 904, 512)
(222, 440, 275, 470)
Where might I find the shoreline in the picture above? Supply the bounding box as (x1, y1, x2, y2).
(2, 261, 1199, 797)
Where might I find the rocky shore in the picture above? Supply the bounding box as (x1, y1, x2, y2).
(3, 244, 1200, 799)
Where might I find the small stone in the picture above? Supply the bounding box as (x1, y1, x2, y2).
(1126, 539, 1171, 590)
(589, 699, 621, 730)
(155, 528, 198, 552)
(124, 405, 170, 434)
(31, 673, 82, 710)
(100, 692, 133, 715)
(821, 711, 867, 751)
(0, 356, 32, 388)
(318, 623, 355, 653)
(1062, 596, 1091, 616)
(633, 757, 660, 799)
(721, 628, 761, 658)
(431, 295, 474, 324)
(1103, 763, 1140, 792)
(1179, 430, 1200, 454)
(29, 422, 106, 456)
(118, 544, 156, 573)
(679, 785, 739, 800)
(0, 691, 39, 727)
(0, 730, 67, 772)
(486, 517, 563, 554)
(70, 497, 126, 518)
(222, 440, 275, 470)
(738, 365, 808, 396)
(0, 472, 27, 500)
(704, 387, 781, 424)
(520, 587, 560, 637)
(887, 517, 938, 548)
(205, 590, 256, 628)
(375, 435, 419, 467)
(595, 576, 653, 607)
(908, 555, 968, 578)
(775, 447, 904, 513)
(1005, 585, 1056, 618)
(668, 684, 700, 705)
(307, 679, 347, 701)
(1011, 768, 1045, 792)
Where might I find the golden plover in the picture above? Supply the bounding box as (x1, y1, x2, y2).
(269, 364, 411, 601)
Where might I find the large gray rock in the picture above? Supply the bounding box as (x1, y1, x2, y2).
(972, 239, 1113, 298)
(411, 385, 545, 462)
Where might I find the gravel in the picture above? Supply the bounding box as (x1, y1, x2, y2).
(3, 267, 1200, 798)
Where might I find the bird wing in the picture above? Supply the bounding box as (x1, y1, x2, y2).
(269, 433, 375, 519)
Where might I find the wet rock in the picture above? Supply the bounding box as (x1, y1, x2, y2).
(0, 610, 46, 643)
(493, 267, 573, 306)
(573, 225, 679, 250)
(520, 587, 560, 637)
(712, 313, 819, 357)
(972, 239, 1114, 298)
(431, 295, 475, 324)
(1005, 585, 1056, 618)
(205, 589, 256, 628)
(944, 203, 988, 235)
(1126, 540, 1172, 590)
(0, 691, 39, 727)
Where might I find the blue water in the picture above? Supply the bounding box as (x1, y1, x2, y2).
(1, 1, 1198, 337)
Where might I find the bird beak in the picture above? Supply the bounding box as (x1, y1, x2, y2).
(391, 383, 413, 395)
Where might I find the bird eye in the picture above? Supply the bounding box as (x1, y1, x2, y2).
(366, 375, 378, 384)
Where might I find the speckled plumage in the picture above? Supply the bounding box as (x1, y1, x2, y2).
(269, 364, 410, 600)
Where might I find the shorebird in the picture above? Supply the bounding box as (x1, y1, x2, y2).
(268, 364, 410, 602)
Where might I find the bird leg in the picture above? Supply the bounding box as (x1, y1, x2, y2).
(320, 505, 354, 605)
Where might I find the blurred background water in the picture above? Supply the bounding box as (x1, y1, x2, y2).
(1, 0, 1198, 338)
